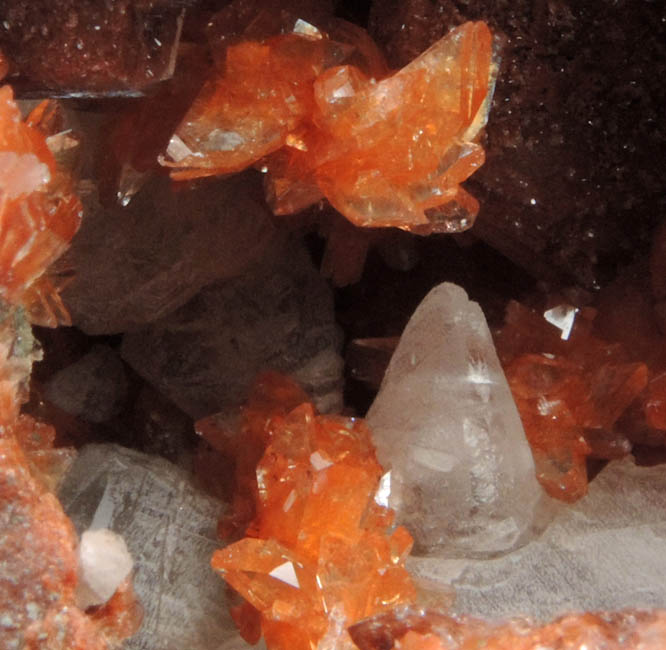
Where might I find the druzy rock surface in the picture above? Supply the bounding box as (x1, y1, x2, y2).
(61, 174, 275, 335)
(121, 235, 343, 418)
(59, 444, 241, 650)
(0, 0, 184, 95)
(369, 0, 666, 287)
(367, 282, 546, 557)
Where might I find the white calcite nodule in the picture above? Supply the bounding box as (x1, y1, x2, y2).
(367, 282, 548, 557)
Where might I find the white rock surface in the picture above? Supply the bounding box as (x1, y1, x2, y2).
(367, 282, 548, 557)
(76, 528, 134, 609)
(410, 457, 666, 621)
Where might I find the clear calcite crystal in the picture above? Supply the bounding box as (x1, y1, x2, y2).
(367, 282, 547, 557)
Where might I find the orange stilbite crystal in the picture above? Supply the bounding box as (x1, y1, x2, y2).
(164, 19, 496, 234)
(496, 300, 647, 501)
(0, 85, 82, 326)
(210, 373, 416, 650)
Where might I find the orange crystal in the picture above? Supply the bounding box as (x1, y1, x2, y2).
(496, 300, 647, 501)
(163, 19, 496, 234)
(210, 373, 416, 650)
(0, 85, 82, 326)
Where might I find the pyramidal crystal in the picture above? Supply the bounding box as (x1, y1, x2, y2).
(367, 282, 548, 557)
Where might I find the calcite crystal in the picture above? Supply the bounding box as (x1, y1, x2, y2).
(121, 235, 343, 418)
(61, 173, 274, 335)
(410, 457, 666, 621)
(211, 373, 416, 650)
(0, 308, 140, 650)
(59, 444, 238, 650)
(164, 16, 497, 233)
(367, 283, 546, 556)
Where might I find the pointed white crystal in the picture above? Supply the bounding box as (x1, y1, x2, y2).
(367, 282, 548, 557)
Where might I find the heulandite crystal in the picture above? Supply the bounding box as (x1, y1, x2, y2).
(209, 373, 416, 650)
(163, 17, 497, 234)
(0, 85, 81, 327)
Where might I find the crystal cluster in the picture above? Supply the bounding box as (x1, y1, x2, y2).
(367, 283, 547, 556)
(0, 84, 140, 649)
(495, 298, 660, 501)
(209, 373, 416, 650)
(163, 15, 497, 233)
(0, 85, 81, 326)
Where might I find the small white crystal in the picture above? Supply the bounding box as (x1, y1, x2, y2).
(76, 528, 133, 609)
(367, 282, 549, 557)
(268, 561, 300, 589)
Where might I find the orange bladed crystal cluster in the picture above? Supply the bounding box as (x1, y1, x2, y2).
(209, 373, 416, 650)
(0, 85, 82, 326)
(164, 20, 497, 234)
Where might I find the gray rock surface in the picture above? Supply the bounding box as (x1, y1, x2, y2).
(61, 173, 275, 335)
(44, 344, 127, 422)
(367, 282, 548, 557)
(121, 234, 343, 419)
(58, 444, 248, 650)
(409, 457, 666, 621)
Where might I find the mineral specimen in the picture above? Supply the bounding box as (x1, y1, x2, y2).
(367, 282, 547, 557)
(59, 443, 236, 650)
(0, 85, 81, 326)
(121, 234, 343, 418)
(409, 457, 666, 621)
(0, 0, 184, 94)
(0, 309, 140, 650)
(61, 173, 274, 335)
(163, 16, 497, 233)
(349, 607, 666, 650)
(211, 373, 416, 650)
(369, 0, 666, 288)
(496, 299, 649, 501)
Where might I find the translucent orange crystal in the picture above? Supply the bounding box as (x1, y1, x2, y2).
(163, 18, 496, 234)
(496, 300, 647, 501)
(0, 85, 82, 326)
(210, 373, 416, 650)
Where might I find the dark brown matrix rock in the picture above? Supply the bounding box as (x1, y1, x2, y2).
(370, 0, 666, 289)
